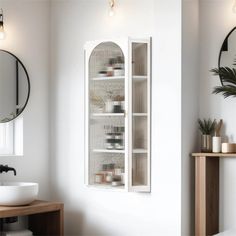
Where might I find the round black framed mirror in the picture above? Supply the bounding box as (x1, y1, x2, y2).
(218, 27, 236, 85)
(0, 50, 30, 123)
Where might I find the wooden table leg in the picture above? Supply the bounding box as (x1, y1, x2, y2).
(195, 156, 219, 236)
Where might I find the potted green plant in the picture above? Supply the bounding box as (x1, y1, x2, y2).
(198, 118, 216, 152)
(211, 67, 236, 98)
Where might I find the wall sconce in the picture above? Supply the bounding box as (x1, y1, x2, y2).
(233, 0, 236, 13)
(0, 9, 6, 40)
(109, 0, 115, 17)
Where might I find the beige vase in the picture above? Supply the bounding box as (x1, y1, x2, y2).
(201, 134, 212, 153)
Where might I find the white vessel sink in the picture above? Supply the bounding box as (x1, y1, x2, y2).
(0, 182, 38, 206)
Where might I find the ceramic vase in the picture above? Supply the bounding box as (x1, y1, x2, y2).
(201, 134, 212, 153)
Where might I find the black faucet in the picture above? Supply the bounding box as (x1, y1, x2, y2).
(0, 165, 16, 176)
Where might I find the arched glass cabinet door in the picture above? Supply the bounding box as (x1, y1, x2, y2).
(85, 41, 128, 189)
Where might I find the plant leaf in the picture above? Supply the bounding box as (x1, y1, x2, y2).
(211, 67, 236, 85)
(213, 85, 236, 98)
(198, 118, 215, 135)
(211, 67, 236, 98)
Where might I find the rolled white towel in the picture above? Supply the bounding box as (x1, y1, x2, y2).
(1, 230, 33, 236)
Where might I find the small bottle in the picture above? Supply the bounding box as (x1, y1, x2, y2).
(212, 136, 221, 153)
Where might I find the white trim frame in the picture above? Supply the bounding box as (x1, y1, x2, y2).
(84, 37, 151, 193)
(0, 121, 14, 155)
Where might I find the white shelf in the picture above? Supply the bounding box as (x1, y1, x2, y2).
(91, 76, 125, 81)
(133, 76, 147, 81)
(91, 113, 125, 117)
(88, 184, 125, 191)
(91, 76, 146, 81)
(130, 185, 150, 192)
(132, 149, 148, 154)
(93, 149, 125, 154)
(132, 113, 147, 117)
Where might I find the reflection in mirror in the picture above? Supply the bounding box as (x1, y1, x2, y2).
(0, 50, 30, 123)
(219, 27, 236, 85)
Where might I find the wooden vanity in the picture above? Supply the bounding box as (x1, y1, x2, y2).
(193, 153, 236, 236)
(0, 200, 64, 236)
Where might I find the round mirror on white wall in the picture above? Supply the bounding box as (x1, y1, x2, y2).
(0, 50, 30, 123)
(218, 27, 236, 85)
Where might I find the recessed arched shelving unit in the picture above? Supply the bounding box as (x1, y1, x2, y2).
(85, 38, 151, 192)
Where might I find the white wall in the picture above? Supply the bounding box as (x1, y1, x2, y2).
(50, 0, 182, 235)
(182, 0, 199, 235)
(199, 0, 236, 232)
(0, 0, 51, 199)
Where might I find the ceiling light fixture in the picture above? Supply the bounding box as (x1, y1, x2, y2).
(0, 9, 6, 40)
(109, 0, 115, 17)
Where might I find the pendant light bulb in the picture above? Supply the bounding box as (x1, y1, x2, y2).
(233, 0, 236, 13)
(0, 9, 6, 40)
(109, 8, 115, 17)
(109, 0, 115, 17)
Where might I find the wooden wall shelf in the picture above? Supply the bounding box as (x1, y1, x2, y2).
(192, 153, 236, 157)
(192, 153, 236, 236)
(0, 200, 63, 236)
